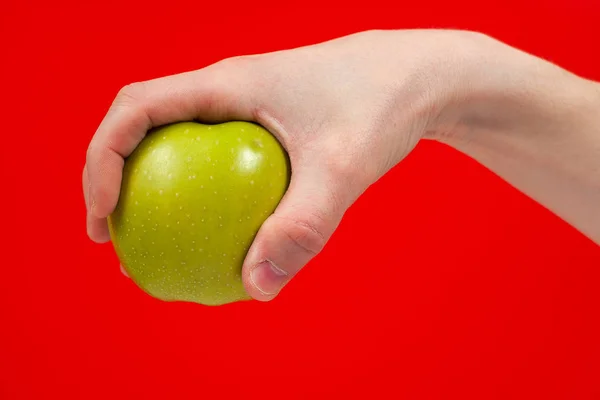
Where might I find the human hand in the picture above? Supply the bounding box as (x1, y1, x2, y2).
(85, 29, 595, 302)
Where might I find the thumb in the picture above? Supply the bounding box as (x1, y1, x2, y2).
(242, 163, 358, 301)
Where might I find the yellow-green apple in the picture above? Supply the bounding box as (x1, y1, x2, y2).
(107, 121, 290, 305)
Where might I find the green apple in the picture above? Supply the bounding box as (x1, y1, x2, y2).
(107, 121, 290, 306)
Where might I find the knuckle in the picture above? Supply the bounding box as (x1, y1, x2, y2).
(94, 184, 109, 204)
(321, 145, 364, 185)
(113, 82, 146, 109)
(85, 137, 101, 166)
(216, 54, 259, 70)
(86, 138, 102, 167)
(212, 55, 261, 87)
(82, 165, 90, 187)
(320, 137, 378, 188)
(215, 55, 241, 68)
(86, 143, 94, 163)
(278, 215, 328, 257)
(92, 179, 115, 213)
(328, 154, 357, 181)
(107, 82, 152, 128)
(210, 56, 242, 77)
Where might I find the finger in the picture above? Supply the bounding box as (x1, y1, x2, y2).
(86, 58, 259, 224)
(83, 164, 110, 243)
(242, 161, 360, 301)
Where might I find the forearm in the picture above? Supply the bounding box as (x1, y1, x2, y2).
(433, 37, 600, 244)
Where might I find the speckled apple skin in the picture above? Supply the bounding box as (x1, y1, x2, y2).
(107, 121, 290, 306)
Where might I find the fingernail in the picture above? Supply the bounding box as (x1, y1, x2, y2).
(250, 260, 288, 296)
(120, 264, 129, 278)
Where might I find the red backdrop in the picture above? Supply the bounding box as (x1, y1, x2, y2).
(2, 1, 599, 399)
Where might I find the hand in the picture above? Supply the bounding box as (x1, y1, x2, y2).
(83, 29, 600, 302)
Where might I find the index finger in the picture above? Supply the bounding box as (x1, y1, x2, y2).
(84, 58, 258, 242)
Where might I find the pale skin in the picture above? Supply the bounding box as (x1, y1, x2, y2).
(83, 29, 600, 301)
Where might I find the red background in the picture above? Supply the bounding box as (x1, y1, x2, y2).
(1, 0, 600, 399)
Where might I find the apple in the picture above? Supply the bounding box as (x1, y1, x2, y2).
(107, 121, 290, 306)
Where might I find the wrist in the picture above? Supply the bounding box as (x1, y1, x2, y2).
(431, 35, 599, 154)
(427, 38, 600, 243)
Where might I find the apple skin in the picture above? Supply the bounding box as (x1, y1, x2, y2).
(107, 121, 290, 306)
